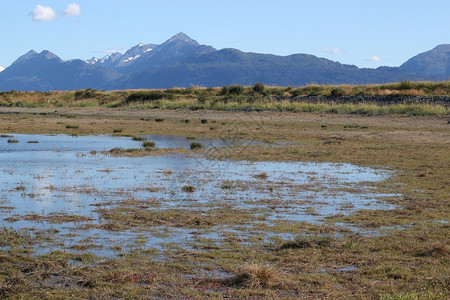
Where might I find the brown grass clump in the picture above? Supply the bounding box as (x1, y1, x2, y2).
(279, 235, 334, 250)
(418, 242, 450, 257)
(226, 263, 285, 289)
(254, 172, 268, 179)
(181, 185, 195, 193)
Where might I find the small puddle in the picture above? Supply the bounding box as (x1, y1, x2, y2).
(0, 134, 397, 256)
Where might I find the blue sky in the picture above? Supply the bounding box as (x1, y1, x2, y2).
(1, 0, 449, 68)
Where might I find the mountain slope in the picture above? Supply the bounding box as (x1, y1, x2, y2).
(118, 48, 421, 89)
(400, 44, 450, 76)
(0, 50, 122, 91)
(116, 32, 215, 73)
(0, 34, 448, 91)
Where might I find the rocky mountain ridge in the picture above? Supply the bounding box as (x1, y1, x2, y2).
(0, 33, 448, 91)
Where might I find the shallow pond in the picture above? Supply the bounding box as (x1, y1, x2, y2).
(0, 134, 396, 256)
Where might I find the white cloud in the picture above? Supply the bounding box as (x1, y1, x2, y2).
(31, 5, 56, 21)
(64, 3, 82, 17)
(366, 56, 381, 62)
(315, 47, 344, 55)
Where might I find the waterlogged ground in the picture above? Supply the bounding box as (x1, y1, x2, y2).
(1, 134, 395, 257)
(0, 109, 448, 299)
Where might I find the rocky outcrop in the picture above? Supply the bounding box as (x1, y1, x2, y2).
(289, 95, 450, 106)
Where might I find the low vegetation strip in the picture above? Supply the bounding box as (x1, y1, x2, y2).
(0, 81, 448, 115)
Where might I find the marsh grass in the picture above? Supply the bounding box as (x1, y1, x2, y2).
(132, 136, 146, 141)
(105, 147, 187, 157)
(2, 82, 448, 115)
(64, 124, 79, 129)
(142, 141, 155, 149)
(190, 142, 202, 150)
(226, 263, 285, 289)
(181, 185, 195, 193)
(5, 213, 92, 224)
(0, 103, 448, 299)
(95, 207, 261, 229)
(380, 291, 448, 300)
(254, 172, 268, 179)
(279, 235, 334, 250)
(0, 227, 34, 248)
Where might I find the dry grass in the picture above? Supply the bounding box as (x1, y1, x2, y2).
(181, 185, 195, 193)
(226, 263, 286, 289)
(5, 213, 92, 223)
(253, 171, 268, 179)
(0, 82, 448, 115)
(0, 105, 448, 299)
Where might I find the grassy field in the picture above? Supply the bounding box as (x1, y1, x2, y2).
(0, 84, 449, 299)
(0, 81, 449, 116)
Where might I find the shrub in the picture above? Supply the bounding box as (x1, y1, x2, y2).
(74, 88, 97, 100)
(330, 87, 345, 97)
(228, 84, 244, 95)
(219, 85, 244, 95)
(221, 180, 234, 189)
(398, 81, 414, 90)
(65, 124, 79, 129)
(124, 91, 171, 104)
(142, 141, 155, 149)
(253, 83, 265, 93)
(190, 142, 202, 150)
(219, 86, 229, 95)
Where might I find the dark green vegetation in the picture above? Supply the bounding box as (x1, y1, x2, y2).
(189, 142, 202, 150)
(0, 81, 449, 116)
(0, 100, 448, 298)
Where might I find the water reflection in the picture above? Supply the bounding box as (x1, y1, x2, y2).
(0, 134, 396, 256)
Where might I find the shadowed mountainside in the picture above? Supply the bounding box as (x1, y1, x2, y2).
(0, 33, 448, 91)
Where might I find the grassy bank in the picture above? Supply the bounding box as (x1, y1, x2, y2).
(0, 81, 449, 116)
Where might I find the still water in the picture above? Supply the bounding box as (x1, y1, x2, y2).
(0, 134, 396, 256)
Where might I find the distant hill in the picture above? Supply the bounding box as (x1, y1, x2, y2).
(0, 50, 122, 91)
(400, 44, 450, 76)
(0, 33, 448, 91)
(117, 49, 421, 89)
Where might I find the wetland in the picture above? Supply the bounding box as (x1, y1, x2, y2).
(0, 103, 448, 299)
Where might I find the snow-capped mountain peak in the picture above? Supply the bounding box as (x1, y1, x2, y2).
(86, 57, 98, 64)
(0, 66, 5, 72)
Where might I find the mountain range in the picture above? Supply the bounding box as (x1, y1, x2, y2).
(0, 33, 449, 91)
